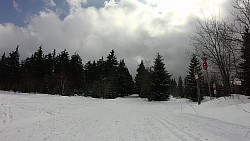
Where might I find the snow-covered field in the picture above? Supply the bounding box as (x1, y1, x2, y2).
(1, 91, 250, 141)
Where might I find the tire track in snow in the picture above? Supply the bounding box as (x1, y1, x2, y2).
(173, 113, 250, 141)
(144, 104, 201, 141)
(155, 113, 231, 141)
(148, 111, 201, 141)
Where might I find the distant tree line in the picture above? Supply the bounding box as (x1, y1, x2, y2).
(0, 47, 134, 98)
(0, 47, 174, 101)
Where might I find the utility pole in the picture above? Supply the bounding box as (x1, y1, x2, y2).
(194, 66, 201, 105)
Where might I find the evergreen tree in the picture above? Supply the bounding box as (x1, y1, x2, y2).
(42, 51, 56, 94)
(54, 50, 71, 95)
(0, 53, 7, 90)
(117, 59, 134, 96)
(150, 53, 171, 101)
(177, 76, 184, 98)
(140, 68, 152, 98)
(169, 79, 177, 97)
(186, 55, 203, 102)
(31, 46, 45, 92)
(183, 77, 188, 98)
(105, 49, 118, 76)
(5, 46, 20, 91)
(124, 67, 134, 95)
(240, 29, 250, 96)
(135, 60, 146, 95)
(103, 50, 118, 99)
(69, 53, 85, 95)
(117, 59, 128, 97)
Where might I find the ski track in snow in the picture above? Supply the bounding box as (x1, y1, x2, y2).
(0, 93, 250, 141)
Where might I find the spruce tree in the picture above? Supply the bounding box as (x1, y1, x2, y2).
(105, 49, 118, 76)
(103, 50, 118, 99)
(150, 53, 171, 101)
(0, 53, 7, 90)
(31, 46, 45, 92)
(54, 50, 70, 95)
(177, 76, 184, 98)
(140, 68, 151, 99)
(183, 77, 188, 98)
(240, 29, 250, 96)
(186, 55, 203, 102)
(169, 79, 177, 97)
(70, 53, 84, 94)
(125, 68, 134, 95)
(43, 52, 56, 94)
(5, 46, 20, 91)
(117, 59, 127, 97)
(135, 60, 146, 95)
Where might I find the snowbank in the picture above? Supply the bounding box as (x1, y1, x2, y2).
(178, 95, 250, 126)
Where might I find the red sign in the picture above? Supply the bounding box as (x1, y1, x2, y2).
(203, 62, 208, 70)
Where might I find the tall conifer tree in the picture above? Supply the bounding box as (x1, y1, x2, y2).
(240, 29, 250, 96)
(135, 60, 146, 95)
(177, 76, 184, 98)
(186, 55, 203, 102)
(5, 46, 20, 91)
(150, 53, 171, 101)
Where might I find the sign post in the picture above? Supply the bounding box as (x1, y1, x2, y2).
(194, 66, 201, 105)
(202, 54, 212, 99)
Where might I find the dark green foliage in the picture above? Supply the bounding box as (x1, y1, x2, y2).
(140, 68, 152, 98)
(42, 50, 56, 94)
(84, 50, 134, 99)
(183, 77, 188, 98)
(1, 46, 85, 96)
(30, 46, 45, 92)
(177, 76, 184, 98)
(0, 46, 20, 91)
(0, 53, 7, 90)
(69, 53, 85, 95)
(105, 50, 118, 76)
(169, 79, 178, 97)
(240, 29, 250, 96)
(117, 59, 134, 97)
(135, 60, 146, 94)
(150, 53, 171, 101)
(185, 55, 204, 102)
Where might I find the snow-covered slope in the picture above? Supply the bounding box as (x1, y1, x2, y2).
(0, 91, 250, 141)
(175, 95, 250, 126)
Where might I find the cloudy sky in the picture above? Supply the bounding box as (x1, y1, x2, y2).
(0, 0, 229, 78)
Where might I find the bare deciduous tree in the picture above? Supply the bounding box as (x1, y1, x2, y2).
(232, 0, 250, 30)
(191, 17, 240, 95)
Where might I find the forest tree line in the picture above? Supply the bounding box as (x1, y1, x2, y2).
(0, 46, 174, 101)
(0, 47, 135, 99)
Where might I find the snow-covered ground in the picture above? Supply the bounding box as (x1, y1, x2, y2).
(0, 91, 250, 141)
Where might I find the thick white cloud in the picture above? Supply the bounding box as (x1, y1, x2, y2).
(0, 0, 227, 78)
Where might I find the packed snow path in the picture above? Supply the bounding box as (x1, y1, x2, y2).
(0, 92, 250, 141)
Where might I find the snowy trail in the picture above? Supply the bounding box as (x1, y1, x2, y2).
(0, 93, 250, 141)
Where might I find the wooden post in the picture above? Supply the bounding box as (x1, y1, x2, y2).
(194, 67, 201, 105)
